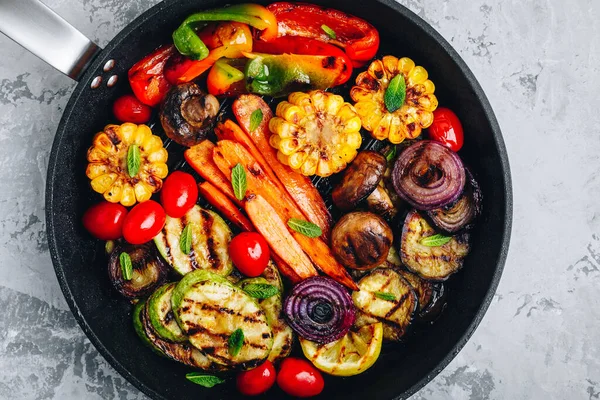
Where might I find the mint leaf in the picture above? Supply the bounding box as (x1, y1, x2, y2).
(127, 144, 141, 177)
(249, 109, 263, 132)
(384, 74, 406, 113)
(287, 218, 322, 238)
(321, 24, 337, 39)
(180, 223, 193, 255)
(119, 252, 133, 281)
(228, 328, 244, 357)
(420, 234, 452, 247)
(243, 283, 279, 299)
(374, 291, 396, 301)
(185, 373, 225, 388)
(231, 163, 247, 201)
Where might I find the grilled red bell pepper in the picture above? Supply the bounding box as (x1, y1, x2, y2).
(265, 2, 380, 67)
(165, 22, 252, 84)
(172, 3, 277, 60)
(253, 36, 352, 84)
(128, 45, 175, 106)
(207, 58, 247, 96)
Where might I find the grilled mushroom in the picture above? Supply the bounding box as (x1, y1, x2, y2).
(332, 151, 397, 218)
(331, 211, 393, 270)
(160, 83, 220, 146)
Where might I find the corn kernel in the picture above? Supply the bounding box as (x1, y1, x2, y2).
(398, 58, 415, 75)
(121, 184, 136, 207)
(345, 132, 363, 149)
(382, 55, 399, 76)
(279, 138, 301, 156)
(119, 123, 137, 143)
(147, 148, 168, 163)
(142, 135, 163, 153)
(104, 178, 124, 203)
(368, 59, 385, 80)
(423, 80, 435, 94)
(288, 151, 308, 169)
(408, 66, 428, 85)
(134, 182, 152, 203)
(91, 173, 117, 194)
(87, 147, 108, 163)
(86, 163, 109, 179)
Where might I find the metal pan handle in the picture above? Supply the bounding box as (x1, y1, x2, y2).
(0, 0, 102, 81)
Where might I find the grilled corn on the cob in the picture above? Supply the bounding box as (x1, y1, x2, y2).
(268, 90, 362, 177)
(86, 123, 168, 206)
(350, 56, 438, 144)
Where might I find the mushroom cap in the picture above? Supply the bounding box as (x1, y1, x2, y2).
(332, 151, 387, 210)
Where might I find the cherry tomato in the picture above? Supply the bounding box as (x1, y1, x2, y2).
(277, 357, 324, 398)
(236, 361, 276, 396)
(122, 200, 166, 245)
(82, 202, 128, 240)
(112, 94, 152, 124)
(228, 232, 270, 277)
(427, 107, 464, 152)
(160, 171, 198, 218)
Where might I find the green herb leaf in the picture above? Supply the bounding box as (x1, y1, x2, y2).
(249, 109, 263, 132)
(420, 234, 452, 247)
(185, 373, 225, 388)
(374, 291, 396, 301)
(385, 145, 397, 162)
(384, 74, 406, 113)
(287, 218, 322, 238)
(231, 163, 247, 201)
(127, 144, 141, 177)
(243, 283, 279, 299)
(119, 252, 133, 281)
(228, 328, 244, 357)
(180, 223, 193, 255)
(321, 24, 337, 39)
(105, 240, 115, 255)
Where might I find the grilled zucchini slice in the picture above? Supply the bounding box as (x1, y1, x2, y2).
(154, 205, 233, 276)
(132, 300, 164, 356)
(140, 303, 217, 370)
(147, 283, 187, 343)
(352, 268, 417, 341)
(400, 210, 470, 281)
(239, 276, 293, 364)
(172, 270, 273, 369)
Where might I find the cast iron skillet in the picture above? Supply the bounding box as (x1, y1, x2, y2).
(33, 0, 511, 398)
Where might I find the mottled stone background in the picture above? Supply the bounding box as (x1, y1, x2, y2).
(0, 0, 598, 399)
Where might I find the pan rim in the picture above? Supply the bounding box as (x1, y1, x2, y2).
(45, 0, 512, 399)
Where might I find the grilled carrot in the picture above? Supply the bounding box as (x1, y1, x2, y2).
(233, 94, 332, 241)
(245, 194, 318, 281)
(198, 182, 253, 232)
(213, 140, 358, 290)
(271, 253, 302, 284)
(184, 140, 242, 207)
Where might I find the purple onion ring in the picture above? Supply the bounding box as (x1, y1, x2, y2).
(392, 140, 466, 210)
(283, 276, 356, 344)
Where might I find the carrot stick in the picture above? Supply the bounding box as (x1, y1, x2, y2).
(245, 194, 318, 281)
(184, 140, 242, 207)
(213, 140, 358, 290)
(233, 94, 332, 241)
(215, 120, 285, 194)
(198, 182, 254, 232)
(271, 253, 302, 284)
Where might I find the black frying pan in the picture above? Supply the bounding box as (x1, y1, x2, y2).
(2, 0, 512, 398)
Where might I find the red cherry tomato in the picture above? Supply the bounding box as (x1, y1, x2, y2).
(122, 200, 166, 245)
(236, 361, 276, 396)
(277, 357, 324, 398)
(82, 202, 127, 240)
(228, 232, 270, 277)
(160, 171, 198, 218)
(112, 94, 152, 124)
(428, 107, 464, 152)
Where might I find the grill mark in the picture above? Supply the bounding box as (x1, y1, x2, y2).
(186, 300, 266, 325)
(385, 292, 411, 319)
(200, 210, 219, 269)
(181, 213, 199, 270)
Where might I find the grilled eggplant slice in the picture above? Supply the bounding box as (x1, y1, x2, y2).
(172, 270, 273, 369)
(108, 242, 168, 299)
(141, 303, 219, 370)
(400, 210, 470, 281)
(352, 269, 417, 341)
(397, 269, 446, 321)
(239, 277, 293, 364)
(132, 300, 164, 356)
(154, 205, 233, 276)
(147, 283, 187, 343)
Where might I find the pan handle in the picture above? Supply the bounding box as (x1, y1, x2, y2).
(0, 0, 102, 81)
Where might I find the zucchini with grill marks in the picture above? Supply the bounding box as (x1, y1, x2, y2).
(154, 205, 233, 276)
(172, 270, 273, 370)
(400, 210, 470, 281)
(132, 300, 164, 356)
(238, 276, 293, 364)
(352, 268, 417, 341)
(141, 302, 219, 370)
(147, 283, 187, 343)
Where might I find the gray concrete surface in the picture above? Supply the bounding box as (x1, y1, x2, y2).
(0, 0, 598, 399)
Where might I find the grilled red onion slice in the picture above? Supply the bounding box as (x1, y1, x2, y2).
(427, 168, 482, 232)
(392, 140, 465, 210)
(283, 276, 356, 344)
